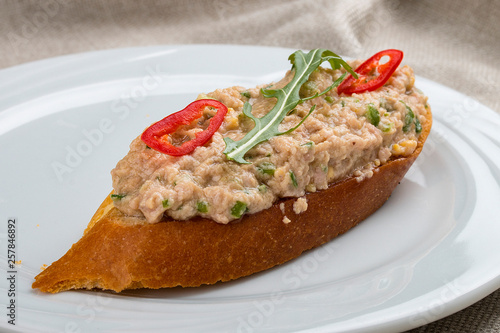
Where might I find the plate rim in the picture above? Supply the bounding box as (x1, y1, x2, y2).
(1, 44, 500, 333)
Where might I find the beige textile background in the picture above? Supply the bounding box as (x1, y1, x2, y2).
(1, 0, 499, 332)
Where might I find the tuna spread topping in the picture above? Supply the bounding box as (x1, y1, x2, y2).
(111, 50, 429, 224)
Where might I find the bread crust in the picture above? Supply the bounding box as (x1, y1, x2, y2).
(33, 109, 432, 293)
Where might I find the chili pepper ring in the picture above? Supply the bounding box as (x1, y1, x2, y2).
(337, 49, 404, 95)
(141, 99, 228, 156)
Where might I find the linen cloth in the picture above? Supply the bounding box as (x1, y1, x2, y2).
(1, 0, 498, 332)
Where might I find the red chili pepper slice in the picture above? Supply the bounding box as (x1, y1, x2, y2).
(141, 99, 228, 156)
(337, 49, 404, 95)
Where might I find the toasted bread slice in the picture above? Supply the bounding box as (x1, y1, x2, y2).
(32, 109, 431, 293)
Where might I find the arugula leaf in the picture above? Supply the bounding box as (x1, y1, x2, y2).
(223, 49, 356, 164)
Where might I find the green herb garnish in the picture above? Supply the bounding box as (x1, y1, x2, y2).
(241, 91, 251, 99)
(379, 122, 393, 133)
(379, 97, 394, 111)
(231, 201, 247, 218)
(197, 201, 208, 213)
(301, 141, 314, 148)
(256, 162, 276, 176)
(366, 104, 380, 126)
(290, 171, 298, 188)
(300, 80, 319, 98)
(162, 199, 170, 208)
(401, 101, 415, 133)
(415, 117, 422, 133)
(223, 49, 356, 164)
(110, 193, 126, 200)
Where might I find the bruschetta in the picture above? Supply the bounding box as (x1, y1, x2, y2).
(33, 49, 431, 293)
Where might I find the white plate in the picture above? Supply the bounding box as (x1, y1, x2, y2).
(1, 45, 500, 333)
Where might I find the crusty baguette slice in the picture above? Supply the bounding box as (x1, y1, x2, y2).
(32, 110, 431, 293)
